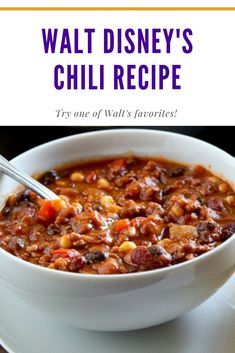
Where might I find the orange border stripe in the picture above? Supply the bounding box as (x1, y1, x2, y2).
(0, 7, 235, 11)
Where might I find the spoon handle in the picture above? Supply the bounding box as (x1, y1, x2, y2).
(0, 155, 59, 200)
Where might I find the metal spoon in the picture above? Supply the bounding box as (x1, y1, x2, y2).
(0, 155, 59, 200)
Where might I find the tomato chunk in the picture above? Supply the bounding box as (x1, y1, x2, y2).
(53, 248, 79, 258)
(131, 217, 146, 228)
(37, 200, 58, 223)
(114, 219, 130, 232)
(110, 159, 126, 171)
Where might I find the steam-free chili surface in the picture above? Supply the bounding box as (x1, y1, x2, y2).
(1, 157, 235, 274)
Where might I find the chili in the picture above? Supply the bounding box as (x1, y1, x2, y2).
(0, 156, 235, 275)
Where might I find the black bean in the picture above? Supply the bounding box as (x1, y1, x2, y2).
(85, 250, 108, 264)
(197, 222, 216, 237)
(198, 196, 205, 205)
(207, 222, 216, 231)
(170, 168, 185, 177)
(149, 245, 165, 256)
(17, 190, 32, 203)
(47, 225, 61, 236)
(39, 170, 58, 185)
(149, 246, 172, 268)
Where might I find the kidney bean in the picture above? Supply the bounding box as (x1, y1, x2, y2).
(131, 246, 152, 266)
(221, 223, 235, 240)
(207, 197, 225, 212)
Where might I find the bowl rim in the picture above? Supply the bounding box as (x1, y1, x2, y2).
(0, 128, 235, 282)
(7, 128, 235, 165)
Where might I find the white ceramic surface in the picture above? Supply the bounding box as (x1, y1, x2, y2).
(0, 277, 234, 353)
(0, 129, 235, 331)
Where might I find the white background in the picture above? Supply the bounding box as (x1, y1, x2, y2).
(1, 0, 235, 7)
(0, 9, 234, 125)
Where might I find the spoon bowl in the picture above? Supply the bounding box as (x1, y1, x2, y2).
(0, 155, 58, 201)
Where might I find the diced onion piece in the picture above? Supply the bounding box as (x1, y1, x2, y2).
(169, 224, 198, 240)
(191, 212, 198, 220)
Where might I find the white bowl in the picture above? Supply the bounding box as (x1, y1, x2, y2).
(0, 129, 235, 331)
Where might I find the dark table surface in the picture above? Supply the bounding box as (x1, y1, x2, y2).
(0, 126, 234, 159)
(0, 126, 234, 352)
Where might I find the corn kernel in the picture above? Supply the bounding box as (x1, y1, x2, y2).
(56, 180, 67, 187)
(208, 176, 220, 183)
(100, 195, 114, 207)
(119, 241, 137, 253)
(70, 172, 84, 182)
(226, 195, 235, 206)
(59, 235, 72, 249)
(97, 178, 110, 190)
(157, 239, 171, 248)
(171, 204, 184, 217)
(218, 183, 228, 193)
(108, 204, 121, 213)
